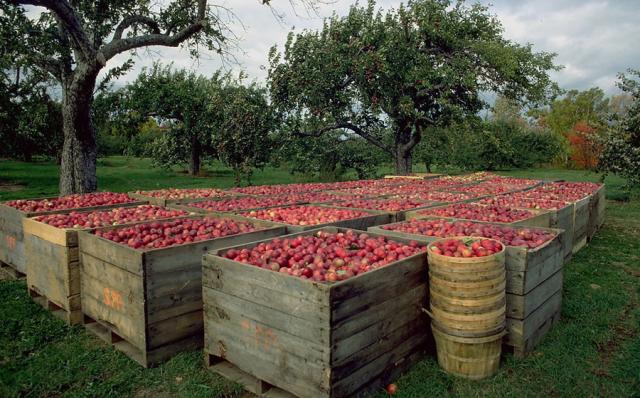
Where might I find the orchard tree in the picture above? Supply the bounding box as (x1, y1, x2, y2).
(214, 82, 274, 185)
(268, 0, 559, 174)
(126, 64, 221, 175)
(1, 1, 245, 194)
(598, 69, 640, 187)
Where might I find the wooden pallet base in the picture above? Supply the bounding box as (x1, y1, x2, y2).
(506, 310, 561, 358)
(28, 287, 82, 325)
(205, 349, 425, 398)
(83, 314, 202, 368)
(1, 261, 25, 280)
(206, 354, 294, 397)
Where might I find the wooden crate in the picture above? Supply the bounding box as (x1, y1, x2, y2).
(587, 185, 606, 241)
(128, 192, 240, 207)
(0, 199, 146, 275)
(328, 200, 444, 223)
(229, 205, 393, 233)
(403, 204, 553, 228)
(168, 196, 308, 216)
(570, 196, 590, 253)
(202, 227, 430, 398)
(22, 211, 185, 325)
(368, 220, 565, 356)
(77, 216, 287, 367)
(505, 289, 562, 358)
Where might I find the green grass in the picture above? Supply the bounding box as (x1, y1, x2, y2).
(1, 158, 639, 397)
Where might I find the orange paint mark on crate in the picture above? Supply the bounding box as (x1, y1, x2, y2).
(103, 287, 124, 310)
(240, 319, 278, 352)
(6, 235, 16, 250)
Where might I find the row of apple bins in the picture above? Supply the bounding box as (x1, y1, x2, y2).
(0, 174, 605, 398)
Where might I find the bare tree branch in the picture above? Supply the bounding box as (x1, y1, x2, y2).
(100, 0, 209, 62)
(295, 122, 393, 154)
(112, 15, 161, 41)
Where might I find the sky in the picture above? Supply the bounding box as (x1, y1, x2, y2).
(104, 0, 640, 96)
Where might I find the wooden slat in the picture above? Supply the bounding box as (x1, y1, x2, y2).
(23, 217, 77, 247)
(203, 287, 329, 345)
(507, 269, 563, 319)
(331, 286, 427, 365)
(204, 317, 330, 398)
(81, 270, 146, 349)
(506, 289, 562, 345)
(81, 252, 144, 300)
(147, 310, 203, 349)
(78, 231, 143, 275)
(506, 250, 563, 295)
(25, 234, 80, 311)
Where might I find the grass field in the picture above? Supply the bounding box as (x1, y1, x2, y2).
(1, 157, 639, 397)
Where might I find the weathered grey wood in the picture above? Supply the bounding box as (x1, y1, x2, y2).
(572, 196, 590, 253)
(1, 199, 147, 273)
(79, 230, 144, 274)
(81, 270, 146, 347)
(202, 226, 429, 398)
(506, 250, 563, 295)
(511, 310, 561, 358)
(25, 233, 81, 319)
(78, 216, 285, 367)
(588, 185, 606, 240)
(505, 289, 562, 346)
(29, 287, 83, 325)
(147, 310, 202, 348)
(203, 287, 330, 344)
(507, 269, 563, 319)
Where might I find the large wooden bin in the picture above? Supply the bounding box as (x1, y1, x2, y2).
(0, 199, 145, 276)
(202, 227, 430, 398)
(570, 196, 590, 253)
(77, 216, 286, 367)
(22, 208, 186, 325)
(587, 184, 606, 241)
(404, 204, 553, 229)
(231, 205, 393, 233)
(369, 220, 565, 357)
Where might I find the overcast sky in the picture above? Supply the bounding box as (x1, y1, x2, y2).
(103, 0, 639, 96)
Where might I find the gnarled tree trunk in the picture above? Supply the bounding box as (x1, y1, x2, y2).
(59, 67, 99, 195)
(394, 147, 413, 175)
(189, 134, 201, 176)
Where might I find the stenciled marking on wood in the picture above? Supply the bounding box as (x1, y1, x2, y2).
(241, 319, 278, 353)
(6, 235, 16, 250)
(103, 287, 124, 311)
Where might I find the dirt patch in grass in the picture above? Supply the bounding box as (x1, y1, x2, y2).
(0, 183, 25, 192)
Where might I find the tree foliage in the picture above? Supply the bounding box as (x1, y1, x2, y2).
(214, 82, 274, 185)
(598, 69, 640, 187)
(126, 64, 220, 175)
(0, 67, 63, 161)
(268, 0, 559, 174)
(0, 0, 236, 193)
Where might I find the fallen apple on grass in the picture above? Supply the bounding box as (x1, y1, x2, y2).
(222, 229, 425, 282)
